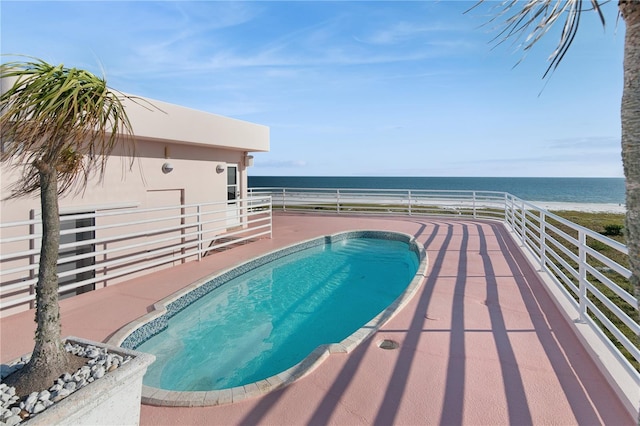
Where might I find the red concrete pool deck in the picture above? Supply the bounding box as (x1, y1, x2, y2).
(1, 213, 633, 425)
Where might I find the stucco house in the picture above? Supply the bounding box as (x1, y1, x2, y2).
(0, 83, 270, 316)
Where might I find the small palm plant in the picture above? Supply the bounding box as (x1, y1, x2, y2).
(1, 57, 136, 395)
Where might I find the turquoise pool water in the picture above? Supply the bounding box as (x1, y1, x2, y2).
(136, 236, 419, 391)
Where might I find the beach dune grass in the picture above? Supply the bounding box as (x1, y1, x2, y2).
(280, 201, 505, 219)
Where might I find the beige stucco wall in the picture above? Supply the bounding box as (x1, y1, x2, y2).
(0, 78, 269, 221)
(0, 75, 270, 154)
(1, 131, 259, 221)
(0, 82, 270, 316)
(124, 96, 269, 152)
(1, 140, 259, 316)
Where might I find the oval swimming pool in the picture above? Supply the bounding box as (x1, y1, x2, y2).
(111, 230, 426, 406)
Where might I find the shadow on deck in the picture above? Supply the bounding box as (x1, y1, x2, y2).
(0, 213, 633, 425)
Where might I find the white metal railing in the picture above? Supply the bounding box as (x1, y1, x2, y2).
(2, 186, 638, 378)
(250, 187, 508, 219)
(504, 194, 639, 376)
(250, 187, 639, 376)
(0, 195, 272, 313)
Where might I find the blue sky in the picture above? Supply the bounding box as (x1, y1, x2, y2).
(1, 1, 625, 177)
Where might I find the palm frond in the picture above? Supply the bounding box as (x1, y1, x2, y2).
(470, 0, 609, 78)
(0, 57, 138, 197)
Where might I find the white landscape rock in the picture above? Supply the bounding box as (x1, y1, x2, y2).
(0, 342, 132, 425)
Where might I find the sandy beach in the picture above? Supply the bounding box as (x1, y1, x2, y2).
(531, 201, 626, 214)
(272, 195, 627, 215)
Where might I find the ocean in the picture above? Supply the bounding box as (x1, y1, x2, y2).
(248, 176, 626, 205)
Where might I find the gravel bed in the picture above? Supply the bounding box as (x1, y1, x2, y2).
(0, 342, 131, 425)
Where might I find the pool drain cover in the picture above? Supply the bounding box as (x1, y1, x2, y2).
(378, 339, 399, 350)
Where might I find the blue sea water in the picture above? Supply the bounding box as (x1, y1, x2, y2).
(248, 176, 626, 204)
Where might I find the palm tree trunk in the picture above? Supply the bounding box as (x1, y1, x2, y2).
(7, 166, 71, 395)
(620, 1, 640, 316)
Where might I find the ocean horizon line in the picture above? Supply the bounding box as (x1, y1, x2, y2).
(249, 175, 624, 179)
(248, 176, 626, 205)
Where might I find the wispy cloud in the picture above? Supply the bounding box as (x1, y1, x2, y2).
(2, 1, 623, 178)
(105, 3, 470, 81)
(357, 22, 458, 45)
(255, 159, 308, 168)
(544, 136, 620, 150)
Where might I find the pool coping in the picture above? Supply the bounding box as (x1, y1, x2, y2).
(106, 229, 428, 407)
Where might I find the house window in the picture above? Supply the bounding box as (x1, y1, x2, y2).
(226, 164, 240, 227)
(58, 213, 95, 298)
(227, 165, 238, 202)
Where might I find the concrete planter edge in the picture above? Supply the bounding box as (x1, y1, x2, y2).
(20, 336, 155, 426)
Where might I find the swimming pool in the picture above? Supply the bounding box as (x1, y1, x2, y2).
(110, 230, 427, 406)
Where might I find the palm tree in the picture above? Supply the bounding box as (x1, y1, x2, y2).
(0, 57, 136, 395)
(474, 0, 639, 314)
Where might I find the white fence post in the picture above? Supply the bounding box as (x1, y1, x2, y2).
(337, 189, 341, 213)
(539, 211, 546, 271)
(520, 200, 526, 246)
(578, 230, 588, 323)
(472, 191, 477, 219)
(408, 190, 412, 216)
(269, 197, 273, 239)
(197, 205, 203, 261)
(508, 197, 515, 228)
(282, 188, 287, 212)
(504, 193, 508, 223)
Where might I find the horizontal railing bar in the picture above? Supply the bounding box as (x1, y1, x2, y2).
(545, 234, 580, 265)
(586, 280, 640, 334)
(585, 298, 640, 364)
(0, 234, 40, 245)
(545, 258, 580, 299)
(1, 221, 197, 265)
(47, 203, 267, 258)
(3, 237, 200, 290)
(58, 233, 202, 278)
(1, 225, 273, 297)
(0, 279, 36, 295)
(1, 293, 35, 310)
(587, 232, 629, 255)
(57, 212, 198, 239)
(0, 250, 36, 262)
(1, 248, 204, 308)
(544, 221, 579, 247)
(1, 196, 272, 292)
(0, 263, 38, 277)
(585, 246, 632, 279)
(252, 187, 508, 195)
(74, 248, 199, 287)
(584, 264, 637, 307)
(1, 195, 272, 230)
(7, 214, 269, 272)
(0, 219, 39, 229)
(544, 245, 580, 282)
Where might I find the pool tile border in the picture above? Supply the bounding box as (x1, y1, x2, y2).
(107, 230, 428, 407)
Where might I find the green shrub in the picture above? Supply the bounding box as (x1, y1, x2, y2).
(603, 224, 624, 236)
